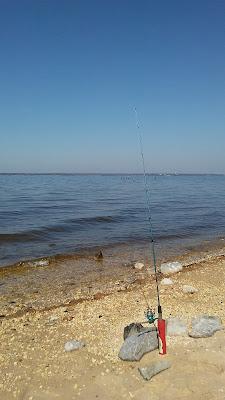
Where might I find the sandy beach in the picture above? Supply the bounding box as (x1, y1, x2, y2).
(1, 0, 224, 397)
(0, 250, 225, 400)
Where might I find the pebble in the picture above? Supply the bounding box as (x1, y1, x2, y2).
(182, 285, 198, 294)
(64, 340, 85, 352)
(48, 315, 58, 324)
(161, 278, 174, 285)
(134, 262, 144, 270)
(32, 259, 49, 267)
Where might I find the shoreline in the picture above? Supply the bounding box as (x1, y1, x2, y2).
(1, 233, 225, 270)
(1, 238, 225, 322)
(1, 229, 225, 270)
(1, 244, 225, 399)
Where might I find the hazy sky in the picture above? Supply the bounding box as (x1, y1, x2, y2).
(0, 0, 224, 173)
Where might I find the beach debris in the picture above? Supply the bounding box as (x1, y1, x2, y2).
(134, 262, 144, 270)
(182, 285, 198, 294)
(119, 329, 158, 361)
(64, 340, 85, 352)
(160, 261, 183, 275)
(161, 278, 174, 285)
(94, 251, 103, 261)
(166, 317, 187, 336)
(123, 323, 155, 340)
(189, 315, 224, 338)
(139, 360, 171, 381)
(32, 259, 49, 267)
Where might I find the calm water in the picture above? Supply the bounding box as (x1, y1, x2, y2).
(0, 174, 225, 267)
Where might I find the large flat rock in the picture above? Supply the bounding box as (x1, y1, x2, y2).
(189, 315, 224, 338)
(119, 329, 158, 361)
(166, 317, 187, 336)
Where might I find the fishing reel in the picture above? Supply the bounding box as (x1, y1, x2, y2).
(144, 307, 167, 355)
(145, 307, 158, 324)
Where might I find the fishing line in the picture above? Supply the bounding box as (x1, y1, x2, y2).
(133, 107, 162, 319)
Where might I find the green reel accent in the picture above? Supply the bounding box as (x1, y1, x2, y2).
(145, 309, 158, 324)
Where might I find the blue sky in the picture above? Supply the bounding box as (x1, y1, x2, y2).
(0, 0, 224, 173)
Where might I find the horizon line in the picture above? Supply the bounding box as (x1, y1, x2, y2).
(0, 172, 224, 176)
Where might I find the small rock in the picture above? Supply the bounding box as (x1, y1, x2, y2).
(63, 315, 74, 321)
(189, 315, 224, 338)
(64, 340, 85, 352)
(182, 285, 198, 294)
(94, 251, 103, 261)
(119, 329, 158, 361)
(166, 318, 187, 336)
(139, 360, 171, 381)
(161, 278, 173, 285)
(93, 292, 104, 300)
(123, 323, 154, 340)
(160, 261, 183, 275)
(134, 262, 144, 270)
(32, 259, 49, 267)
(48, 315, 58, 324)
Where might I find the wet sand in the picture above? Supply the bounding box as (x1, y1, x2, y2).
(0, 249, 225, 399)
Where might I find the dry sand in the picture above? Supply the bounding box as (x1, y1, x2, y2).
(0, 253, 225, 400)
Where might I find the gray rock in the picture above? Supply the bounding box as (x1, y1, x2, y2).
(166, 317, 187, 336)
(123, 323, 154, 340)
(161, 278, 174, 285)
(32, 259, 49, 267)
(160, 261, 183, 275)
(189, 315, 224, 338)
(64, 340, 85, 352)
(119, 329, 158, 361)
(134, 262, 144, 270)
(48, 315, 58, 325)
(182, 285, 198, 294)
(139, 360, 171, 381)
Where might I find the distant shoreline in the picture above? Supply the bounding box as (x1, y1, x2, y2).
(0, 172, 224, 176)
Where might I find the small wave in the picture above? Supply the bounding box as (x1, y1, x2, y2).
(0, 215, 120, 244)
(66, 215, 118, 224)
(156, 232, 196, 241)
(0, 232, 40, 243)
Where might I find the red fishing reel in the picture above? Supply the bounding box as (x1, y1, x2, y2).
(145, 306, 167, 355)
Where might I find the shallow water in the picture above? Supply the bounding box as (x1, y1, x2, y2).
(0, 174, 225, 267)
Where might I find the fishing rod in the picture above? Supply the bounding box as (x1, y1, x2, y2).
(134, 107, 166, 355)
